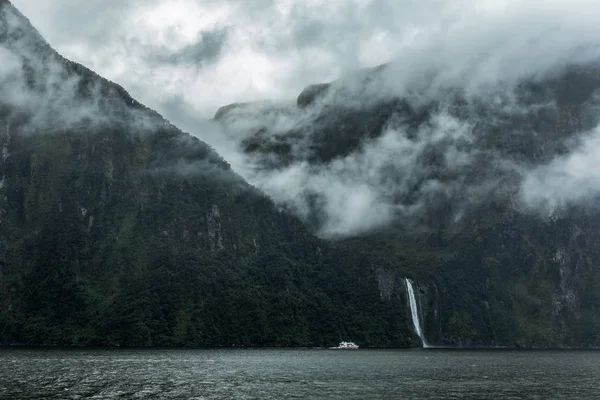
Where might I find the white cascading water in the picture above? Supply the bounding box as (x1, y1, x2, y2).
(404, 278, 430, 348)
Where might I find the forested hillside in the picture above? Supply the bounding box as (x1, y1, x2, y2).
(0, 0, 416, 347)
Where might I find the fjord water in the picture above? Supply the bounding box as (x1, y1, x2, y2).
(1, 348, 598, 399)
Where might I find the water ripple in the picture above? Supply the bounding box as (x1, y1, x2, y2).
(1, 348, 598, 399)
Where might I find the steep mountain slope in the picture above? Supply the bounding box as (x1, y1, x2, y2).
(0, 0, 418, 347)
(3, 0, 600, 349)
(215, 59, 600, 347)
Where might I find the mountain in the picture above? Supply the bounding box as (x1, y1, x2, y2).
(0, 0, 418, 347)
(3, 0, 600, 349)
(215, 59, 600, 347)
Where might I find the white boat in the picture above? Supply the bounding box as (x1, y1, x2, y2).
(334, 341, 359, 349)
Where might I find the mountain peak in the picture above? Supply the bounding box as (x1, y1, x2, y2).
(0, 0, 49, 51)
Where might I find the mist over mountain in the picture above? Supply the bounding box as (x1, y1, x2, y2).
(205, 3, 600, 347)
(215, 63, 600, 238)
(12, 0, 600, 239)
(11, 0, 600, 115)
(0, 0, 418, 347)
(2, 0, 600, 348)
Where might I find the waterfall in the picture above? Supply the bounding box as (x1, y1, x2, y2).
(404, 278, 430, 348)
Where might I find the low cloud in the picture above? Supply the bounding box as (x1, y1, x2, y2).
(229, 110, 487, 237)
(0, 1, 167, 137)
(8, 0, 600, 237)
(217, 69, 600, 237)
(12, 0, 600, 117)
(519, 126, 600, 216)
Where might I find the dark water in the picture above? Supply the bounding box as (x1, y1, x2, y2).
(1, 348, 598, 399)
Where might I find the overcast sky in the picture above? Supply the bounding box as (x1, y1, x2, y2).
(11, 0, 412, 117)
(11, 0, 600, 119)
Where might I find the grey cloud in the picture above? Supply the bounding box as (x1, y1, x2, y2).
(0, 1, 165, 138)
(9, 0, 600, 238)
(9, 0, 135, 51)
(216, 64, 600, 237)
(222, 106, 489, 237)
(9, 0, 467, 116)
(519, 127, 600, 216)
(13, 1, 600, 112)
(153, 29, 228, 67)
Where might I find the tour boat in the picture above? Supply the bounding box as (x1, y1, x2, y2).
(335, 341, 359, 349)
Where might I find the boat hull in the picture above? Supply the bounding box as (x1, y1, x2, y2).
(334, 341, 359, 349)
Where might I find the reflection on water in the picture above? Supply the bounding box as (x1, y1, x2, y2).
(1, 348, 598, 399)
